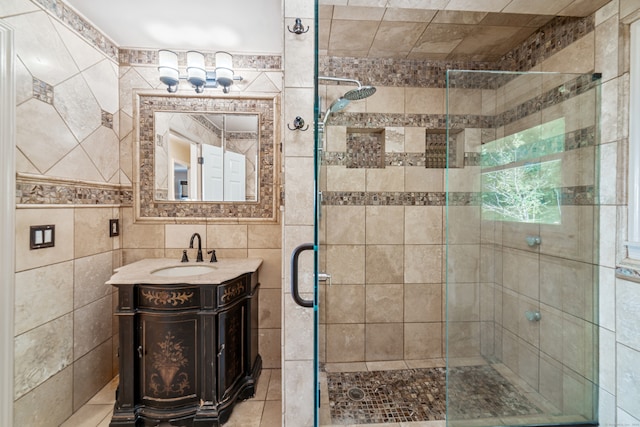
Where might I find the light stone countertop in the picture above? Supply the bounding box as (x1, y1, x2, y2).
(107, 257, 263, 285)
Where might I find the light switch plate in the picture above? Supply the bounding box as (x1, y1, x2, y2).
(109, 219, 120, 237)
(30, 225, 55, 249)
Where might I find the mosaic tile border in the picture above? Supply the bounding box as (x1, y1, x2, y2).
(16, 174, 132, 206)
(322, 187, 595, 207)
(137, 93, 279, 221)
(119, 49, 282, 70)
(34, 0, 118, 61)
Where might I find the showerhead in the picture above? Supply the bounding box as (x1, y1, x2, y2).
(328, 97, 351, 113)
(318, 76, 377, 101)
(343, 85, 376, 101)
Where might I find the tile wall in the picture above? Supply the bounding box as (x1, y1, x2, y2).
(2, 0, 121, 424)
(4, 0, 284, 425)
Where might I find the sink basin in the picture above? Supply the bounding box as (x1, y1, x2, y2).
(151, 265, 217, 277)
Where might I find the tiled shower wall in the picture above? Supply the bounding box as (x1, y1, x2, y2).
(318, 82, 447, 364)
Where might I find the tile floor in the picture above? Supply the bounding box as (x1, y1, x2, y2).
(60, 369, 282, 427)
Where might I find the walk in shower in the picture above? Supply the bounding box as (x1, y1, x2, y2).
(310, 69, 600, 426)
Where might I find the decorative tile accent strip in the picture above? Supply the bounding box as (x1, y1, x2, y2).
(33, 77, 54, 104)
(33, 0, 118, 61)
(322, 187, 594, 207)
(16, 174, 132, 205)
(119, 49, 282, 70)
(137, 94, 277, 220)
(328, 113, 489, 129)
(323, 191, 449, 206)
(101, 110, 113, 129)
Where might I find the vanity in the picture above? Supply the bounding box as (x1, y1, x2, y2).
(107, 258, 262, 427)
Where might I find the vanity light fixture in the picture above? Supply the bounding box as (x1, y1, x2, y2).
(158, 50, 242, 94)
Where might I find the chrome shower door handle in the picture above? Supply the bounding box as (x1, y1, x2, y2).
(290, 243, 314, 308)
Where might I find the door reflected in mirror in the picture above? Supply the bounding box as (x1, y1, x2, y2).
(154, 112, 259, 202)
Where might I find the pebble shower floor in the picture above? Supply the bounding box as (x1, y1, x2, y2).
(326, 366, 542, 424)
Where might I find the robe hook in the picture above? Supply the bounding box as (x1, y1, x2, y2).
(287, 18, 309, 35)
(288, 116, 309, 131)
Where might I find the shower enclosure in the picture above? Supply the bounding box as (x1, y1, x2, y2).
(304, 68, 600, 427)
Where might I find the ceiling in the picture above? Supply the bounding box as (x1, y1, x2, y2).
(64, 0, 610, 60)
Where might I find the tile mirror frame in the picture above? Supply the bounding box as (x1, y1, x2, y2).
(134, 92, 280, 223)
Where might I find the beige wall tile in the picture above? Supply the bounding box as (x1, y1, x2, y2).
(365, 86, 405, 114)
(13, 367, 73, 427)
(326, 284, 365, 323)
(405, 206, 443, 244)
(405, 245, 442, 283)
(206, 224, 248, 249)
(164, 224, 207, 249)
(259, 288, 281, 329)
(284, 157, 315, 225)
(366, 245, 404, 283)
(405, 167, 444, 192)
(539, 206, 595, 264)
(283, 360, 314, 427)
(446, 244, 480, 284)
(404, 127, 427, 152)
(73, 295, 112, 360)
(326, 166, 365, 194)
(259, 328, 281, 370)
(404, 322, 443, 359)
(404, 283, 442, 322)
(248, 248, 282, 289)
(366, 167, 404, 192)
(447, 321, 481, 358)
(326, 324, 365, 362)
(447, 282, 479, 321)
(326, 206, 365, 244)
(366, 323, 403, 361)
(121, 208, 164, 250)
(447, 206, 481, 245)
(284, 297, 314, 360)
(14, 313, 73, 399)
(15, 261, 74, 336)
(366, 206, 404, 244)
(503, 247, 539, 298)
(385, 127, 405, 153)
(74, 252, 114, 309)
(447, 88, 482, 115)
(74, 208, 114, 258)
(248, 224, 282, 249)
(326, 125, 347, 152)
(73, 340, 112, 411)
(366, 284, 403, 323)
(405, 87, 445, 114)
(326, 244, 365, 284)
(541, 32, 595, 73)
(15, 208, 75, 272)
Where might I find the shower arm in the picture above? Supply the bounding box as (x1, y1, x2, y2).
(318, 76, 363, 89)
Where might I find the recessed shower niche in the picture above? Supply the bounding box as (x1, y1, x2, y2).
(346, 128, 385, 169)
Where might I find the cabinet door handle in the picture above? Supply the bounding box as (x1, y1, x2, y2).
(217, 344, 225, 358)
(137, 345, 143, 359)
(290, 243, 314, 308)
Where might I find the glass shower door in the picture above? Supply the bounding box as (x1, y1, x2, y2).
(445, 70, 600, 427)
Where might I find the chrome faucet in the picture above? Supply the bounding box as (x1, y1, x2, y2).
(189, 233, 204, 262)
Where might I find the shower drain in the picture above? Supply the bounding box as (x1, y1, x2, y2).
(347, 387, 365, 401)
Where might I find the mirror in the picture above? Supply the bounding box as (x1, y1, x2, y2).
(135, 93, 279, 222)
(154, 112, 259, 202)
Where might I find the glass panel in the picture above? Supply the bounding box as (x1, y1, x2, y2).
(446, 70, 600, 427)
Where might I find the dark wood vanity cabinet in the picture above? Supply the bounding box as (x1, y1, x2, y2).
(109, 272, 261, 427)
